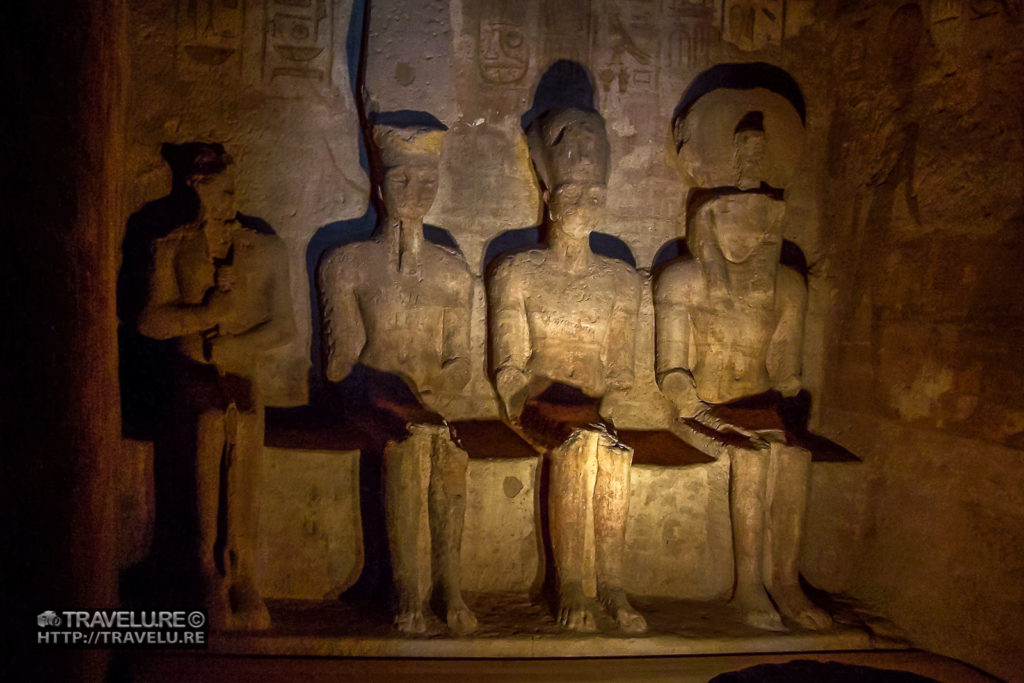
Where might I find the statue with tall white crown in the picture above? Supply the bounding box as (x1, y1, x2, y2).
(318, 117, 478, 635)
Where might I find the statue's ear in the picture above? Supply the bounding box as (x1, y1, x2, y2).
(542, 188, 551, 204)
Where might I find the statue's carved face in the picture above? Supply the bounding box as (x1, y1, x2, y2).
(548, 182, 606, 236)
(190, 170, 237, 224)
(547, 119, 605, 185)
(732, 129, 766, 190)
(382, 164, 439, 222)
(706, 194, 783, 264)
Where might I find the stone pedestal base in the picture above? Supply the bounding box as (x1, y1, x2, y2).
(208, 596, 902, 658)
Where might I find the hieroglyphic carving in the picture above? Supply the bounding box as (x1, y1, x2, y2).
(665, 1, 714, 71)
(478, 18, 529, 84)
(264, 0, 335, 86)
(968, 0, 1003, 19)
(541, 0, 593, 63)
(929, 0, 1008, 24)
(722, 0, 784, 51)
(930, 0, 962, 23)
(593, 0, 660, 95)
(176, 0, 245, 78)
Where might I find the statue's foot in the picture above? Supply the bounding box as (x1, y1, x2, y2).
(394, 609, 427, 634)
(445, 599, 479, 636)
(769, 583, 833, 631)
(733, 587, 785, 631)
(558, 582, 598, 633)
(599, 585, 647, 633)
(228, 576, 271, 631)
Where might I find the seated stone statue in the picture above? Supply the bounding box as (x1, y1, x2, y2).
(488, 108, 647, 633)
(655, 87, 832, 631)
(317, 120, 478, 635)
(135, 142, 295, 630)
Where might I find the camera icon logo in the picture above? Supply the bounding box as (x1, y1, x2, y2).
(37, 611, 61, 628)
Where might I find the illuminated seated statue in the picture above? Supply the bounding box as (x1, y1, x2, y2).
(488, 108, 647, 633)
(655, 86, 832, 631)
(318, 120, 478, 635)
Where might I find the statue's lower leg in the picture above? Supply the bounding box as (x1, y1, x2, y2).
(549, 432, 596, 632)
(224, 408, 270, 630)
(764, 443, 832, 630)
(385, 432, 428, 634)
(196, 410, 231, 630)
(429, 434, 477, 635)
(594, 439, 646, 633)
(730, 448, 784, 631)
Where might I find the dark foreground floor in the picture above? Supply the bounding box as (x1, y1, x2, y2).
(121, 650, 994, 682)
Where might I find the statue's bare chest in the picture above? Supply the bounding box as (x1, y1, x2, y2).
(354, 267, 460, 332)
(522, 270, 616, 343)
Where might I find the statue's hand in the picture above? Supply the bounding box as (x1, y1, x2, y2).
(496, 366, 531, 422)
(658, 370, 703, 418)
(204, 288, 235, 327)
(215, 264, 236, 292)
(774, 375, 801, 398)
(606, 367, 634, 393)
(440, 357, 472, 392)
(692, 406, 769, 449)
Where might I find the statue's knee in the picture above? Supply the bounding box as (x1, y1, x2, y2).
(435, 439, 469, 472)
(596, 440, 632, 472)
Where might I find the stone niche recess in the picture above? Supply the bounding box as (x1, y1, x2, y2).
(114, 0, 1024, 678)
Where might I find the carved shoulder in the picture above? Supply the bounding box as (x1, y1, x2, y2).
(427, 242, 474, 286)
(239, 229, 288, 262)
(151, 226, 188, 257)
(319, 241, 376, 288)
(488, 249, 543, 291)
(654, 260, 703, 304)
(596, 254, 640, 288)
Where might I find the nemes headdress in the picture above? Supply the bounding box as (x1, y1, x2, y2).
(526, 107, 610, 190)
(671, 87, 804, 190)
(371, 124, 446, 169)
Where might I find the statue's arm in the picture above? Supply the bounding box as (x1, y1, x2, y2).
(318, 250, 366, 383)
(603, 270, 641, 390)
(439, 269, 474, 390)
(767, 268, 807, 397)
(488, 260, 532, 419)
(137, 234, 220, 340)
(653, 270, 701, 418)
(211, 240, 296, 359)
